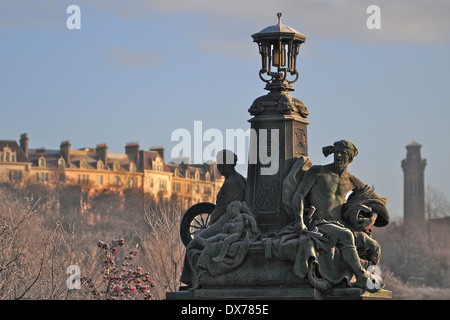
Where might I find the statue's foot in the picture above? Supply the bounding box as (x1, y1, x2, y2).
(189, 270, 206, 291)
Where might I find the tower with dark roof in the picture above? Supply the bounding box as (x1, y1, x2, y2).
(401, 142, 427, 225)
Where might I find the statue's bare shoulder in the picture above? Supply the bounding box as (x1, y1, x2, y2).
(348, 173, 366, 191)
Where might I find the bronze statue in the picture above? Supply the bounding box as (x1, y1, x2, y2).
(286, 139, 389, 292)
(180, 150, 249, 289)
(171, 15, 391, 300)
(208, 150, 247, 225)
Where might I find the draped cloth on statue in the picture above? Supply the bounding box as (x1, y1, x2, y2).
(196, 210, 261, 277)
(269, 223, 354, 288)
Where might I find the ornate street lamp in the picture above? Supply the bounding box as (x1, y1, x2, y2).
(252, 13, 307, 92)
(247, 13, 310, 235)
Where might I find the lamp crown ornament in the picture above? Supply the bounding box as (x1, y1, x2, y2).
(277, 12, 283, 24)
(252, 13, 307, 92)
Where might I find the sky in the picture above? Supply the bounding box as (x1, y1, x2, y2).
(1, 0, 449, 221)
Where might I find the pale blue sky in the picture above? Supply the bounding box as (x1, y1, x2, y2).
(1, 0, 449, 220)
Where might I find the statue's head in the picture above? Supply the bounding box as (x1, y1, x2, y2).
(227, 201, 242, 217)
(216, 149, 238, 177)
(323, 139, 358, 165)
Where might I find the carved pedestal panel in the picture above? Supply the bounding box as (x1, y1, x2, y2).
(246, 92, 309, 236)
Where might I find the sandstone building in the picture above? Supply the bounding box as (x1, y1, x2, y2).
(0, 133, 224, 211)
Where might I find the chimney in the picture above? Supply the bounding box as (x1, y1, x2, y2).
(150, 146, 165, 162)
(60, 141, 71, 164)
(125, 142, 140, 164)
(96, 144, 108, 166)
(20, 133, 29, 158)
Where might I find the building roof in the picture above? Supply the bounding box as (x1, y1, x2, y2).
(0, 140, 29, 163)
(1, 134, 223, 182)
(407, 141, 422, 147)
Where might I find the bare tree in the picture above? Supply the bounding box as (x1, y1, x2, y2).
(425, 185, 450, 219)
(140, 201, 186, 299)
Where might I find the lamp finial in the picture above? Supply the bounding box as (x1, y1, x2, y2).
(277, 12, 283, 25)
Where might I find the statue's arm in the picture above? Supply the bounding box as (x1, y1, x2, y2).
(292, 166, 319, 231)
(349, 174, 366, 191)
(209, 181, 232, 225)
(347, 174, 377, 230)
(242, 213, 259, 234)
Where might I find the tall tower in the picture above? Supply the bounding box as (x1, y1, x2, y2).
(401, 142, 427, 225)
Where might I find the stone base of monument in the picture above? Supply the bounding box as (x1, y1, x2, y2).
(166, 286, 392, 300)
(167, 243, 392, 300)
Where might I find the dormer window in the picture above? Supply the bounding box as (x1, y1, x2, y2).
(39, 157, 46, 167)
(129, 163, 135, 172)
(80, 159, 87, 169)
(58, 157, 65, 168)
(97, 160, 104, 170)
(195, 171, 200, 180)
(1, 147, 16, 162)
(113, 162, 120, 171)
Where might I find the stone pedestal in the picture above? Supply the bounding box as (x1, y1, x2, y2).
(168, 238, 392, 300)
(166, 286, 392, 300)
(246, 91, 309, 236)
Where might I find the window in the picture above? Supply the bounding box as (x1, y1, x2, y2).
(411, 181, 420, 196)
(113, 176, 119, 186)
(154, 161, 162, 171)
(80, 160, 87, 169)
(149, 178, 154, 188)
(129, 163, 135, 172)
(195, 171, 200, 180)
(37, 172, 49, 182)
(97, 161, 104, 170)
(173, 182, 181, 192)
(113, 162, 119, 171)
(159, 180, 167, 191)
(9, 170, 22, 181)
(98, 175, 103, 185)
(58, 158, 65, 168)
(185, 184, 190, 193)
(2, 148, 16, 162)
(39, 157, 46, 167)
(77, 174, 89, 184)
(127, 177, 138, 187)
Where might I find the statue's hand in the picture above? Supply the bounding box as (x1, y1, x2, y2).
(354, 206, 377, 231)
(293, 221, 307, 234)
